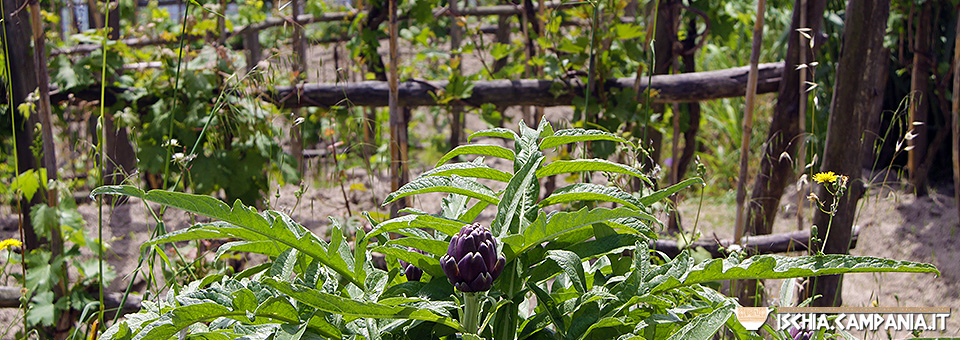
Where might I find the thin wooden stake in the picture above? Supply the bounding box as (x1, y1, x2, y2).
(388, 0, 408, 218)
(734, 0, 767, 244)
(449, 0, 463, 148)
(291, 0, 306, 172)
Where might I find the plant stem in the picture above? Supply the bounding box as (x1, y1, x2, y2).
(493, 260, 518, 340)
(463, 292, 480, 334)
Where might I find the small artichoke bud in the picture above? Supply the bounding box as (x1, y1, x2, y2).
(440, 223, 506, 292)
(400, 247, 426, 282)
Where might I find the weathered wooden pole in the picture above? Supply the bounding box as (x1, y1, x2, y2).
(746, 0, 826, 238)
(733, 0, 766, 307)
(806, 0, 890, 307)
(290, 0, 306, 172)
(733, 0, 766, 245)
(449, 0, 463, 148)
(907, 2, 931, 196)
(29, 0, 72, 335)
(954, 6, 960, 225)
(2, 0, 41, 251)
(387, 0, 408, 218)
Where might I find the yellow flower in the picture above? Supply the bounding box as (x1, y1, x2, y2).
(0, 239, 22, 251)
(812, 171, 838, 184)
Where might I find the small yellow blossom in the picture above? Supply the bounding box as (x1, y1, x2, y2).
(0, 239, 22, 251)
(812, 171, 838, 184)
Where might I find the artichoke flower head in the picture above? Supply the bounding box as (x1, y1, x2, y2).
(440, 223, 506, 292)
(399, 247, 426, 281)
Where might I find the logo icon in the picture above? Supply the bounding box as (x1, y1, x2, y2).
(736, 307, 771, 331)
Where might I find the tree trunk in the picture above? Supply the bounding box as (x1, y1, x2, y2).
(907, 2, 931, 196)
(805, 0, 890, 308)
(667, 15, 703, 234)
(674, 16, 701, 184)
(2, 0, 41, 251)
(953, 6, 960, 227)
(746, 0, 826, 237)
(647, 0, 679, 190)
(103, 0, 136, 188)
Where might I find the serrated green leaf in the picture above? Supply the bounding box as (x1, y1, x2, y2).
(420, 162, 513, 182)
(665, 304, 734, 340)
(491, 153, 543, 237)
(545, 250, 587, 294)
(540, 183, 642, 210)
(436, 144, 516, 166)
(253, 297, 299, 325)
(638, 177, 703, 206)
(526, 282, 566, 337)
(385, 237, 450, 257)
(518, 207, 657, 260)
(263, 278, 464, 332)
(373, 245, 443, 278)
(652, 254, 939, 294)
(536, 160, 648, 183)
(268, 248, 298, 279)
(364, 213, 466, 243)
(539, 129, 632, 150)
(132, 302, 337, 340)
(381, 176, 499, 206)
(467, 128, 518, 142)
(581, 317, 629, 340)
(91, 185, 361, 287)
(215, 240, 284, 259)
(11, 168, 45, 201)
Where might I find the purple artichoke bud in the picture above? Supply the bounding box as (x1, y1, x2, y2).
(400, 247, 426, 281)
(789, 328, 811, 340)
(440, 223, 505, 292)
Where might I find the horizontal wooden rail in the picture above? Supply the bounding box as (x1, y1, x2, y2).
(654, 225, 861, 259)
(267, 62, 783, 108)
(52, 1, 577, 56)
(49, 63, 783, 107)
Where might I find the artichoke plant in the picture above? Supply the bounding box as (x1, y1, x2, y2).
(440, 223, 505, 292)
(399, 247, 425, 281)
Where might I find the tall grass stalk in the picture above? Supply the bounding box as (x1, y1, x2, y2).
(161, 1, 193, 195)
(796, 0, 809, 231)
(96, 0, 112, 330)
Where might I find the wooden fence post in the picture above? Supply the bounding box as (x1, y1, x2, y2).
(243, 29, 261, 72)
(907, 2, 931, 196)
(388, 0, 408, 218)
(806, 0, 891, 308)
(2, 0, 41, 251)
(449, 0, 463, 148)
